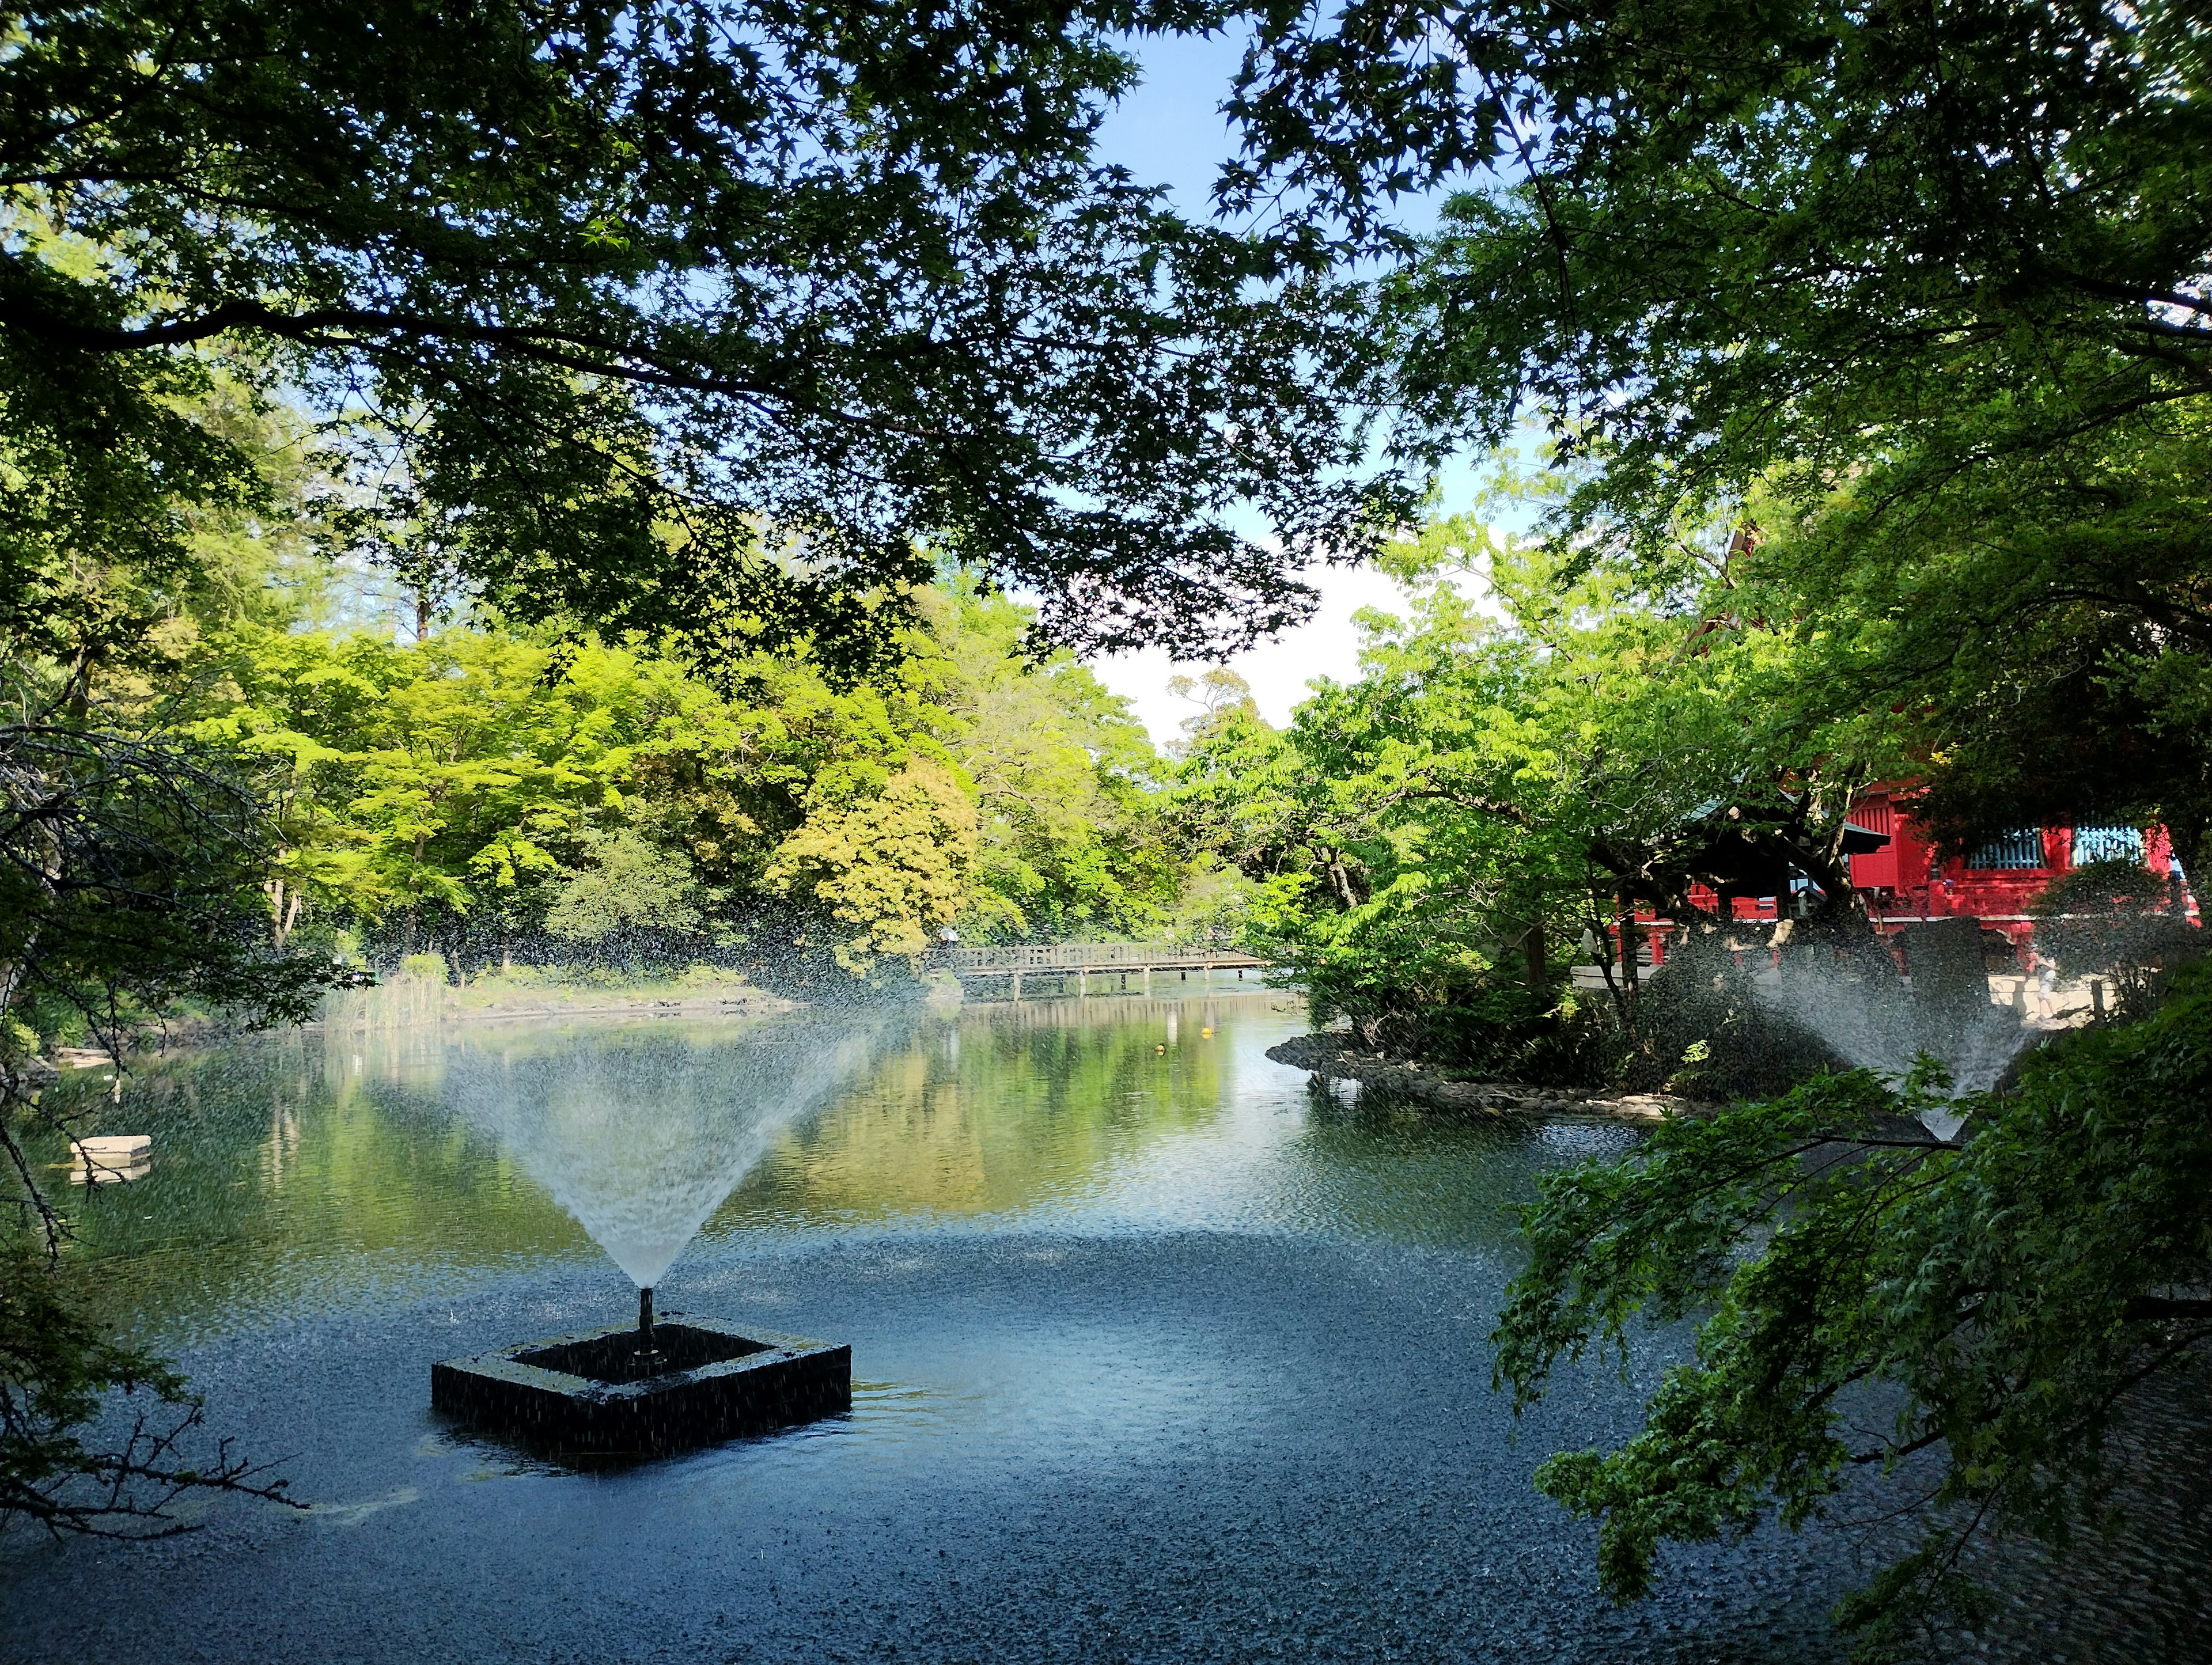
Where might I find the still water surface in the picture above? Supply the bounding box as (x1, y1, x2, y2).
(7, 991, 2183, 1663)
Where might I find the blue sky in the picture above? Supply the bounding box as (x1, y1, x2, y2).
(1082, 32, 1477, 741)
(1092, 29, 1251, 217)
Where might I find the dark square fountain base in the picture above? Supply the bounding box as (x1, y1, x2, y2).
(432, 1315, 850, 1456)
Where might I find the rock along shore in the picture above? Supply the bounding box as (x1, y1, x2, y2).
(1267, 1032, 1711, 1123)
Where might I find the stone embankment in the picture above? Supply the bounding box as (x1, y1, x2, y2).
(1267, 1032, 1709, 1122)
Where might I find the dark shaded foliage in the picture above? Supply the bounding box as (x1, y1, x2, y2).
(2032, 859, 2204, 1017)
(2, 0, 1410, 673)
(1, 694, 340, 1535)
(0, 1236, 299, 1538)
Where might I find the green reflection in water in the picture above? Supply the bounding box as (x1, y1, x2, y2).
(719, 996, 1249, 1228)
(29, 1026, 594, 1343)
(26, 995, 1334, 1342)
(24, 991, 1628, 1351)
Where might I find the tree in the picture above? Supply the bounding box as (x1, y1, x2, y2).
(183, 574, 1197, 970)
(1183, 577, 1618, 1065)
(544, 828, 703, 953)
(2031, 858, 2199, 1019)
(1, 356, 338, 1251)
(185, 624, 660, 958)
(0, 700, 329, 1536)
(1176, 503, 1866, 1079)
(1497, 987, 2212, 1656)
(2, 0, 1410, 673)
(1223, 0, 2212, 856)
(764, 755, 977, 972)
(1164, 666, 1262, 745)
(925, 583, 1181, 942)
(1207, 9, 2212, 1641)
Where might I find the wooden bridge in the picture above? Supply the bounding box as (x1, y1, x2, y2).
(944, 942, 1272, 1000)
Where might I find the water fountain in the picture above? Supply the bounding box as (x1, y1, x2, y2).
(1743, 916, 2033, 1137)
(430, 1021, 875, 1454)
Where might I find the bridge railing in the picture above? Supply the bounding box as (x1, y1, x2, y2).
(946, 942, 1265, 973)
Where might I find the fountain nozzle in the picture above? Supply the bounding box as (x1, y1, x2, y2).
(632, 1285, 663, 1376)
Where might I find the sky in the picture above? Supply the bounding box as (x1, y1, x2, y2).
(1100, 560, 1423, 742)
(1081, 32, 1471, 742)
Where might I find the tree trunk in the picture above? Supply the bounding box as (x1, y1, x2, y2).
(1524, 918, 1548, 998)
(1325, 849, 1360, 910)
(402, 831, 429, 954)
(267, 848, 305, 947)
(1616, 892, 1640, 1018)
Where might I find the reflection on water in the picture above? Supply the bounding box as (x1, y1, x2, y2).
(31, 991, 1626, 1346)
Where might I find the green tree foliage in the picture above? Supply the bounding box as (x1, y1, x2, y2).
(1, 0, 1410, 671)
(1176, 506, 1859, 1077)
(1206, 7, 2212, 1637)
(173, 581, 1186, 976)
(1175, 579, 1607, 1067)
(1225, 0, 2212, 858)
(184, 624, 707, 958)
(544, 829, 703, 950)
(1, 354, 336, 1538)
(0, 722, 332, 1065)
(929, 586, 1180, 943)
(1, 350, 337, 1147)
(765, 756, 978, 970)
(1497, 978, 2212, 1654)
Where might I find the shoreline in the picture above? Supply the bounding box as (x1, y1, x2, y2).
(317, 984, 801, 1030)
(39, 972, 808, 1071)
(1267, 1032, 1711, 1123)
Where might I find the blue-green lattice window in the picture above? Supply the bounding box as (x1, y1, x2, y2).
(2071, 824, 2145, 866)
(1965, 827, 2044, 871)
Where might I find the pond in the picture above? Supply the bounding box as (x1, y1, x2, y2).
(2, 991, 2198, 1662)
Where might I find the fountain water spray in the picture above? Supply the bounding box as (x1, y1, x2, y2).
(442, 1018, 882, 1319)
(430, 1015, 875, 1447)
(1738, 917, 2031, 1136)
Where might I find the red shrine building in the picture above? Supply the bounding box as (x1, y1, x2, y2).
(1839, 784, 2196, 958)
(1633, 784, 2198, 973)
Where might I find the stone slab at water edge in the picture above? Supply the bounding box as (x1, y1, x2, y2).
(431, 1316, 850, 1456)
(1267, 1033, 1707, 1121)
